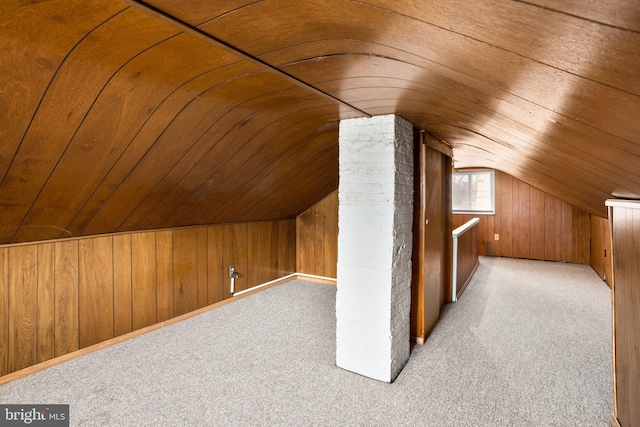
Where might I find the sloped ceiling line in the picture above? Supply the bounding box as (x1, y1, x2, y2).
(63, 62, 250, 239)
(352, 0, 640, 97)
(78, 66, 279, 237)
(0, 6, 129, 188)
(175, 109, 342, 225)
(123, 91, 330, 232)
(513, 0, 640, 33)
(120, 0, 371, 118)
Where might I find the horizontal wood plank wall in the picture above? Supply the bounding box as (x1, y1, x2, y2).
(0, 219, 295, 378)
(296, 191, 338, 278)
(453, 170, 591, 264)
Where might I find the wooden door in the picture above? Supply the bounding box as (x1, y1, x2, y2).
(423, 146, 446, 334)
(411, 136, 452, 342)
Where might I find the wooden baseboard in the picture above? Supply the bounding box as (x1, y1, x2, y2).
(0, 273, 331, 386)
(294, 273, 337, 285)
(611, 415, 621, 427)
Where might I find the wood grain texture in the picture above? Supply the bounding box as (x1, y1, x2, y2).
(173, 228, 198, 316)
(54, 241, 79, 357)
(232, 223, 249, 293)
(207, 226, 226, 304)
(453, 170, 592, 263)
(36, 243, 55, 363)
(0, 220, 296, 380)
(131, 232, 157, 330)
(278, 219, 297, 277)
(113, 234, 133, 337)
(155, 230, 174, 322)
(609, 204, 640, 427)
(196, 227, 208, 308)
(247, 223, 259, 289)
(590, 216, 613, 287)
(296, 191, 338, 278)
(8, 246, 37, 372)
(2, 0, 640, 246)
(0, 249, 8, 376)
(79, 237, 114, 349)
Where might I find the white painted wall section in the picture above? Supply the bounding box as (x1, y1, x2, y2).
(336, 114, 414, 383)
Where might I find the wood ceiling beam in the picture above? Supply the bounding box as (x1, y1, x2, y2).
(120, 0, 371, 118)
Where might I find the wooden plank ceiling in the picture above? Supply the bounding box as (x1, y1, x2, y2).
(1, 0, 639, 244)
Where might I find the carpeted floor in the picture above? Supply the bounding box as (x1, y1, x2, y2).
(0, 257, 612, 426)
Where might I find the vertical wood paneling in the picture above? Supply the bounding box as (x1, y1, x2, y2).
(295, 191, 338, 278)
(544, 194, 557, 260)
(156, 230, 173, 322)
(196, 227, 208, 309)
(78, 236, 113, 349)
(485, 213, 495, 256)
(517, 180, 531, 259)
(572, 208, 591, 264)
(36, 243, 55, 363)
(530, 187, 545, 260)
(561, 203, 573, 262)
(232, 223, 249, 293)
(499, 173, 513, 257)
(296, 207, 315, 274)
(173, 228, 198, 317)
(8, 246, 37, 372)
(257, 221, 274, 284)
(610, 204, 640, 427)
(132, 232, 157, 330)
(222, 225, 235, 297)
(268, 221, 280, 282)
(1, 220, 297, 379)
(0, 248, 7, 376)
(113, 234, 132, 337)
(207, 225, 226, 304)
(314, 199, 327, 277)
(54, 240, 78, 357)
(278, 219, 296, 277)
(553, 199, 564, 261)
(247, 223, 259, 289)
(324, 191, 338, 278)
(454, 171, 591, 264)
(590, 215, 612, 286)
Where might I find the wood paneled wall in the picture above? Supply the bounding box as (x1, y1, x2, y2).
(607, 200, 640, 427)
(453, 170, 591, 264)
(296, 191, 338, 278)
(590, 215, 613, 287)
(0, 220, 295, 377)
(453, 221, 479, 301)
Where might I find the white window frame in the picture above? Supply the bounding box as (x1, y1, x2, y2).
(452, 169, 495, 214)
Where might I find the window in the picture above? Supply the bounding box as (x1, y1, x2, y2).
(452, 169, 495, 214)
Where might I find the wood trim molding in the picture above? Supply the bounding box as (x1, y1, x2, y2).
(0, 272, 335, 386)
(611, 415, 622, 427)
(423, 131, 453, 158)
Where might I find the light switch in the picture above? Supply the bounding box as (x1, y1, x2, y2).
(494, 234, 500, 240)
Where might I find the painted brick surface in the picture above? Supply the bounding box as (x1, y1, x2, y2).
(336, 114, 413, 382)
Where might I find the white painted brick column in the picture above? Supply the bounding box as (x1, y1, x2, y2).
(336, 114, 414, 382)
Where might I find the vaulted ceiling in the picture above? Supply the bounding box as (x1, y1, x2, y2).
(2, 0, 639, 244)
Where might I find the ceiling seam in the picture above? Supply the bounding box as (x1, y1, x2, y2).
(119, 0, 372, 118)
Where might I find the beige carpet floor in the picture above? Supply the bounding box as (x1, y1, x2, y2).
(0, 256, 612, 426)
